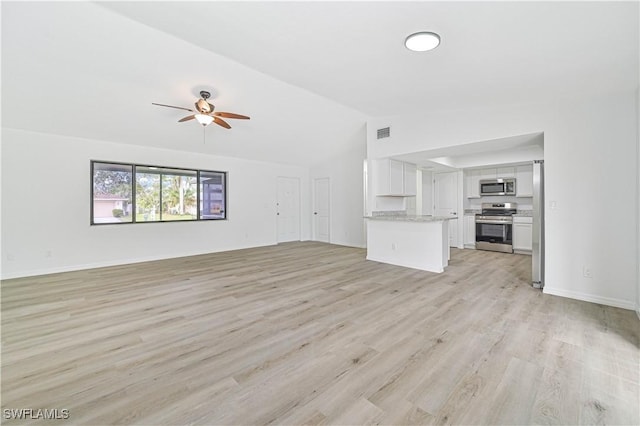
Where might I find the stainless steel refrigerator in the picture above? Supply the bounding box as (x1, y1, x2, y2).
(532, 160, 544, 288)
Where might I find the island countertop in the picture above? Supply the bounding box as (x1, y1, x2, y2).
(364, 215, 458, 222)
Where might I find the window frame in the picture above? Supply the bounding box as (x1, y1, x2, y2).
(90, 160, 228, 226)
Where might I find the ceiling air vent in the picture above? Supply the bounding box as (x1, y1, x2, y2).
(377, 127, 390, 139)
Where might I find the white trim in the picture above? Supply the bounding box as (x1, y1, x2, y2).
(366, 255, 444, 274)
(636, 86, 640, 319)
(330, 241, 367, 249)
(276, 176, 302, 243)
(0, 243, 276, 280)
(544, 286, 636, 311)
(312, 177, 331, 243)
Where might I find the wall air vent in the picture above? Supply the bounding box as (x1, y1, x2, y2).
(377, 127, 391, 139)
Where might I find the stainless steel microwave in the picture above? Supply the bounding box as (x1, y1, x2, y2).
(480, 178, 516, 196)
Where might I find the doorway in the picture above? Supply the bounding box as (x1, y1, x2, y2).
(276, 177, 301, 243)
(433, 171, 459, 247)
(313, 177, 330, 243)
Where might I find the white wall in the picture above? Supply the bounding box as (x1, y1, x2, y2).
(310, 124, 367, 248)
(368, 91, 639, 310)
(637, 87, 640, 318)
(1, 128, 310, 279)
(421, 171, 433, 215)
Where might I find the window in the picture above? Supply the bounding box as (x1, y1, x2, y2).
(200, 171, 226, 219)
(91, 161, 226, 225)
(92, 162, 133, 224)
(161, 169, 197, 221)
(135, 167, 161, 222)
(135, 166, 198, 222)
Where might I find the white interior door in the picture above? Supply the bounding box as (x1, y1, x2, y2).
(276, 177, 300, 243)
(433, 172, 458, 247)
(313, 177, 330, 243)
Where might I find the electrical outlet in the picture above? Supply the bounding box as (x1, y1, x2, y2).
(7, 254, 15, 261)
(391, 243, 397, 251)
(45, 250, 53, 258)
(583, 266, 593, 278)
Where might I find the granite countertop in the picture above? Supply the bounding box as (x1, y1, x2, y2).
(364, 215, 458, 222)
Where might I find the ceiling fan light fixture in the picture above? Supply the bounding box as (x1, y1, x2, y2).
(405, 31, 441, 52)
(195, 114, 213, 126)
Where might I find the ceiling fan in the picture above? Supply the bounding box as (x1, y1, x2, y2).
(152, 91, 250, 128)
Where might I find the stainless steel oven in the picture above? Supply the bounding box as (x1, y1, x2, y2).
(475, 203, 517, 253)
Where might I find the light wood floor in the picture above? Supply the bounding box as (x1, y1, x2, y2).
(2, 242, 638, 425)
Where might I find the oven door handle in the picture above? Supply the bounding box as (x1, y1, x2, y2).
(475, 219, 513, 225)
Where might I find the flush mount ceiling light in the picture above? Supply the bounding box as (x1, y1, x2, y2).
(405, 31, 441, 52)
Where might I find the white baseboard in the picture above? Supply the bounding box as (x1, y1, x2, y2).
(1, 243, 277, 280)
(513, 249, 532, 255)
(543, 286, 636, 311)
(323, 239, 366, 249)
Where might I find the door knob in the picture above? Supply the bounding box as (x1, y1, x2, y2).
(314, 212, 318, 215)
(277, 213, 280, 215)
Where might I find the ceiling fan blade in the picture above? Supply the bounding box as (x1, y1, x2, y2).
(178, 115, 196, 122)
(152, 103, 194, 112)
(214, 112, 250, 120)
(213, 117, 231, 129)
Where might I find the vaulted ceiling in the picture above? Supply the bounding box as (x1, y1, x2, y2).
(2, 2, 638, 166)
(101, 1, 640, 116)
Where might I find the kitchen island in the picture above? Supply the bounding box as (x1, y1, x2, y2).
(365, 215, 458, 273)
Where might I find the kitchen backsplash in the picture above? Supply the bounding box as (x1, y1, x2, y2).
(466, 195, 533, 211)
(465, 208, 532, 216)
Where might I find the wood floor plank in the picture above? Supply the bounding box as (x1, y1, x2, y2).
(1, 242, 638, 425)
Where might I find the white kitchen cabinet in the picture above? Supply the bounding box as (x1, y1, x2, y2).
(465, 169, 481, 198)
(375, 159, 403, 195)
(464, 214, 476, 248)
(403, 163, 417, 196)
(496, 167, 515, 178)
(513, 216, 533, 254)
(389, 159, 404, 195)
(479, 168, 497, 182)
(515, 164, 533, 197)
(375, 159, 416, 196)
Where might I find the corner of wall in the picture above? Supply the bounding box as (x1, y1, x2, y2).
(636, 86, 640, 319)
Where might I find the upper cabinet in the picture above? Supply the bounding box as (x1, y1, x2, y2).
(516, 164, 533, 197)
(466, 169, 482, 198)
(403, 163, 417, 196)
(515, 165, 533, 197)
(375, 159, 417, 196)
(479, 168, 497, 181)
(496, 167, 515, 178)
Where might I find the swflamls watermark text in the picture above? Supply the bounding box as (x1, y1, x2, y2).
(3, 408, 69, 420)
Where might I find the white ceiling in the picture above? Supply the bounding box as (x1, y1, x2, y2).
(2, 1, 638, 167)
(392, 132, 544, 171)
(99, 1, 639, 116)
